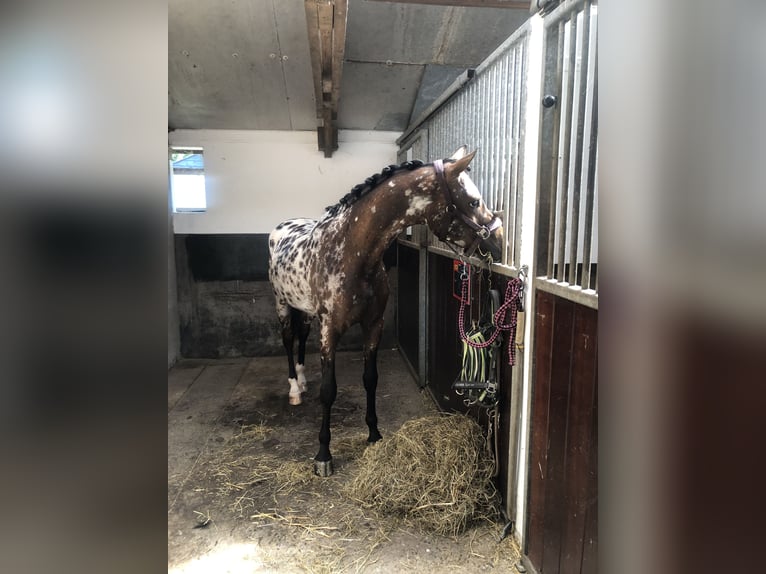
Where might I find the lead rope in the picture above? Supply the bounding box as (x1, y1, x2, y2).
(458, 274, 524, 366)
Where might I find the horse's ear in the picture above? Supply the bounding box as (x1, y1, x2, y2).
(449, 149, 477, 174)
(449, 146, 468, 160)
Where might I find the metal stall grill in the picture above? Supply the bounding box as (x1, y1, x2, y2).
(396, 4, 599, 570)
(415, 22, 530, 270)
(537, 0, 598, 307)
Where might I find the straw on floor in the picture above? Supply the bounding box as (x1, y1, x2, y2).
(344, 413, 500, 536)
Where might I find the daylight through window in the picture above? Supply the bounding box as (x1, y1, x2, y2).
(170, 148, 206, 212)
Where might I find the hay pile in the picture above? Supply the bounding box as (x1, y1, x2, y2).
(344, 413, 499, 536)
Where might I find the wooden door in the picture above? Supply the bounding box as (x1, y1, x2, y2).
(526, 291, 597, 574)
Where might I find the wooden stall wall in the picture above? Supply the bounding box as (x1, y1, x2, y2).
(396, 243, 420, 376)
(526, 290, 597, 574)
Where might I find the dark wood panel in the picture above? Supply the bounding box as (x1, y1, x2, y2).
(527, 290, 556, 566)
(396, 244, 420, 371)
(580, 379, 598, 574)
(427, 253, 463, 409)
(560, 304, 598, 574)
(527, 291, 598, 574)
(541, 297, 575, 573)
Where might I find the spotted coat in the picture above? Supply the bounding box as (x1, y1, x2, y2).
(267, 147, 504, 476)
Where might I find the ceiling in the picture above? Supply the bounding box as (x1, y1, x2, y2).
(168, 0, 529, 136)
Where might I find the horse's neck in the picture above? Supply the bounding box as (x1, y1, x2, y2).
(343, 175, 439, 269)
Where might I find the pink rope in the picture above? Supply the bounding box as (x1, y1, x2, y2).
(458, 276, 524, 366)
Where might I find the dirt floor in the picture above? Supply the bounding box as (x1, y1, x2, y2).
(168, 349, 522, 573)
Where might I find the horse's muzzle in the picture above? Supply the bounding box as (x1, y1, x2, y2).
(480, 223, 504, 261)
(478, 210, 504, 261)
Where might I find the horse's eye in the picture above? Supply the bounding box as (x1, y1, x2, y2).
(469, 199, 480, 209)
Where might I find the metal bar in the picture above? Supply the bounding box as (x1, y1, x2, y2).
(474, 19, 531, 77)
(479, 68, 488, 199)
(513, 41, 525, 267)
(534, 277, 599, 309)
(545, 20, 564, 278)
(566, 7, 588, 286)
(507, 45, 519, 267)
(490, 59, 500, 208)
(489, 60, 498, 209)
(496, 56, 506, 213)
(580, 9, 598, 291)
(498, 52, 510, 264)
(593, 154, 598, 292)
(426, 245, 527, 279)
(498, 51, 509, 215)
(554, 13, 576, 283)
(543, 0, 586, 28)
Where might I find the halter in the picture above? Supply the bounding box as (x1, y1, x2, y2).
(433, 159, 503, 258)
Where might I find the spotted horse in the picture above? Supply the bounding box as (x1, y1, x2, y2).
(268, 146, 504, 476)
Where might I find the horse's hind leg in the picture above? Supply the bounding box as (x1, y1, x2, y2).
(278, 304, 303, 405)
(295, 313, 311, 393)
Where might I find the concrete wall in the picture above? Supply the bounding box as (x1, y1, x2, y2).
(169, 129, 400, 233)
(169, 129, 400, 358)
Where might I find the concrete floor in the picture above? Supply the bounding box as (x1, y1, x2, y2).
(168, 349, 521, 573)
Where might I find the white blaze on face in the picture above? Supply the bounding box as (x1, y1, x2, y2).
(459, 171, 483, 204)
(406, 196, 432, 217)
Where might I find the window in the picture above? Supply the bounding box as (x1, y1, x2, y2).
(170, 148, 206, 212)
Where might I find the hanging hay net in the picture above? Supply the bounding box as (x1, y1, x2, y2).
(344, 413, 500, 536)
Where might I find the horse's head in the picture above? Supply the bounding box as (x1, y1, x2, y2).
(429, 146, 504, 261)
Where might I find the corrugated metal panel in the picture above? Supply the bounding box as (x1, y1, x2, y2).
(404, 22, 531, 269)
(401, 0, 598, 296)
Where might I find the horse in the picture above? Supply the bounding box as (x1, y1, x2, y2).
(268, 146, 504, 476)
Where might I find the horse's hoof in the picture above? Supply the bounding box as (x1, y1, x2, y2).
(296, 365, 307, 392)
(314, 458, 333, 477)
(289, 393, 302, 406)
(368, 431, 383, 444)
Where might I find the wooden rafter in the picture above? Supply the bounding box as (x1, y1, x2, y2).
(304, 0, 348, 157)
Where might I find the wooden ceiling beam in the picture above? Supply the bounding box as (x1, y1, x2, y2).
(304, 0, 348, 157)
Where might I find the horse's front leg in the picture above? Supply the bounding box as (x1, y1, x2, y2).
(362, 346, 383, 444)
(362, 288, 387, 444)
(314, 322, 338, 477)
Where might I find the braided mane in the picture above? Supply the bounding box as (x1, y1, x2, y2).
(324, 159, 426, 216)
